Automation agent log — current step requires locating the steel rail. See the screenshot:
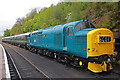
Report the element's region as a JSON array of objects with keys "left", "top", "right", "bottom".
[
  {"left": 3, "top": 43, "right": 51, "bottom": 80},
  {"left": 6, "top": 49, "right": 22, "bottom": 80},
  {"left": 4, "top": 43, "right": 120, "bottom": 78}
]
